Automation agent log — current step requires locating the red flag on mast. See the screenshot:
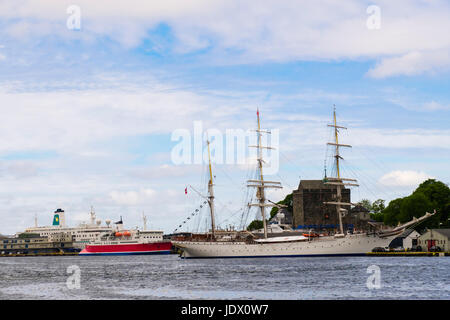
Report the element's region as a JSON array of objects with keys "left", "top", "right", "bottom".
[{"left": 185, "top": 187, "right": 188, "bottom": 195}]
